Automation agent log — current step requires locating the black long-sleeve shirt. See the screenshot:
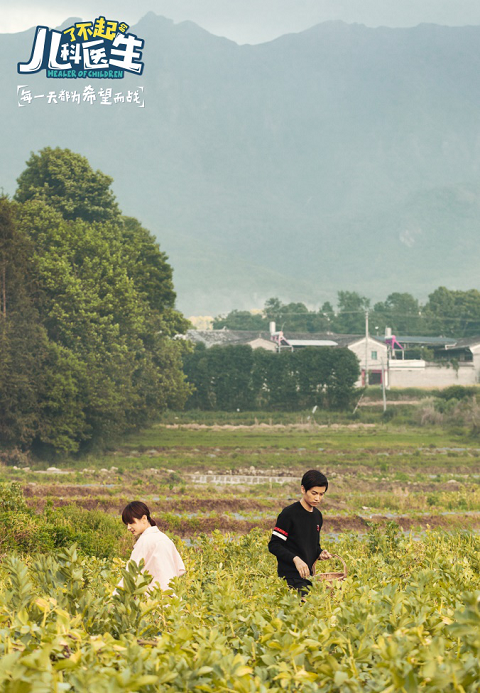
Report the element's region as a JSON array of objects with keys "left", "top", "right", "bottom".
[{"left": 268, "top": 501, "right": 323, "bottom": 578}]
